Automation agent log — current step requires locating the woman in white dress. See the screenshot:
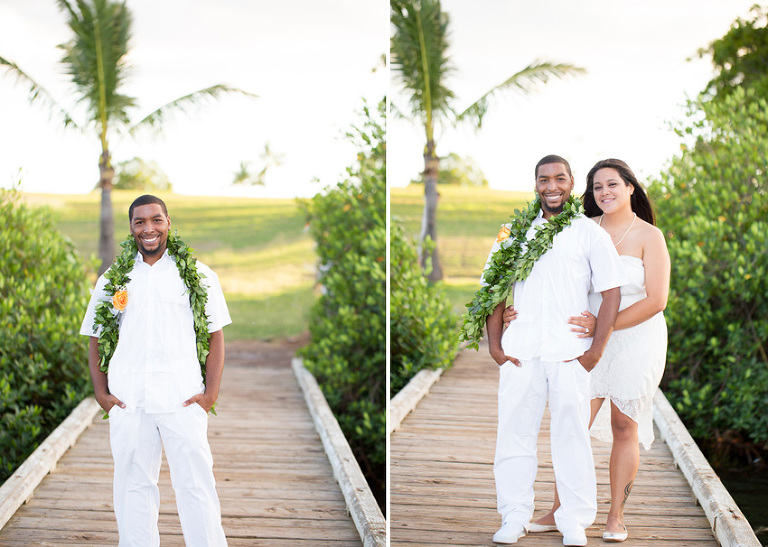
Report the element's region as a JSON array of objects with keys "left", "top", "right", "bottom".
[{"left": 504, "top": 159, "right": 670, "bottom": 542}]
